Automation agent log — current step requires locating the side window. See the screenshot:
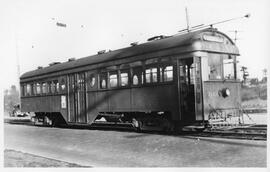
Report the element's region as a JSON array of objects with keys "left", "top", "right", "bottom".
[
  {"left": 89, "top": 74, "right": 96, "bottom": 88},
  {"left": 51, "top": 82, "right": 56, "bottom": 94},
  {"left": 120, "top": 71, "right": 129, "bottom": 86},
  {"left": 36, "top": 83, "right": 41, "bottom": 94},
  {"left": 32, "top": 83, "right": 37, "bottom": 95},
  {"left": 109, "top": 72, "right": 118, "bottom": 88},
  {"left": 26, "top": 84, "right": 32, "bottom": 96},
  {"left": 20, "top": 85, "right": 24, "bottom": 96},
  {"left": 160, "top": 65, "right": 173, "bottom": 82},
  {"left": 99, "top": 73, "right": 107, "bottom": 89},
  {"left": 60, "top": 78, "right": 66, "bottom": 92},
  {"left": 132, "top": 67, "right": 144, "bottom": 85},
  {"left": 47, "top": 82, "right": 51, "bottom": 94},
  {"left": 145, "top": 67, "right": 157, "bottom": 83},
  {"left": 42, "top": 82, "right": 47, "bottom": 94},
  {"left": 56, "top": 81, "right": 60, "bottom": 93}
]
